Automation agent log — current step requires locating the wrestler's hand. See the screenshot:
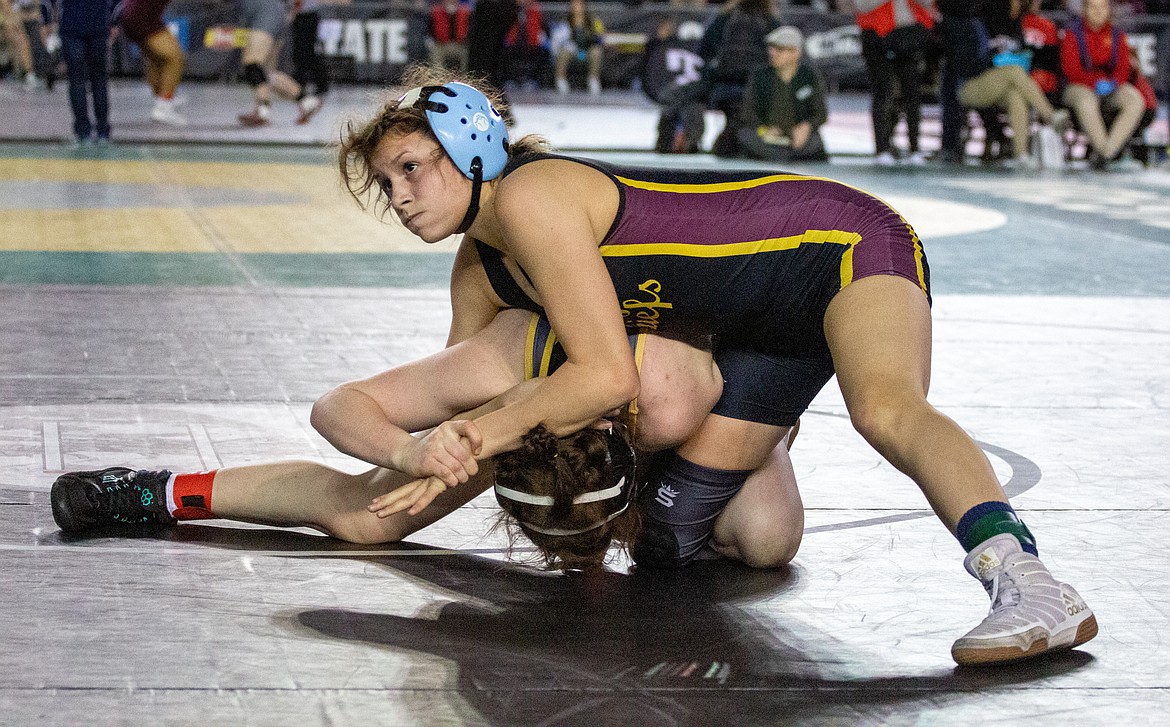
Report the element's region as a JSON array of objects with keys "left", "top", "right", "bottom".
[
  {"left": 392, "top": 419, "right": 483, "bottom": 487},
  {"left": 368, "top": 475, "right": 449, "bottom": 518}
]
